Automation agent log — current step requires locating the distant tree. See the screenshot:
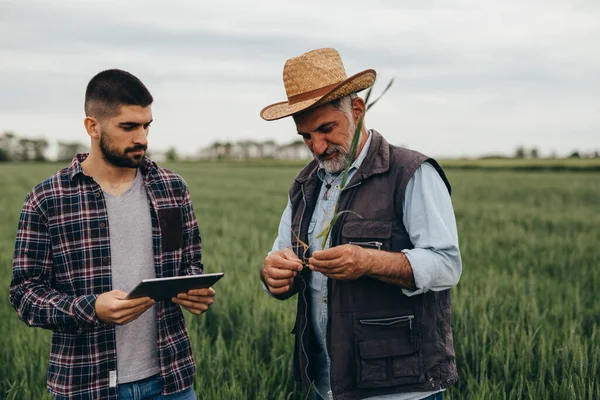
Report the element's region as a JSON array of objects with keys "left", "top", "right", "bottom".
[
  {"left": 514, "top": 146, "right": 526, "bottom": 159},
  {"left": 594, "top": 150, "right": 599, "bottom": 159},
  {"left": 165, "top": 147, "right": 179, "bottom": 162},
  {"left": 32, "top": 138, "right": 49, "bottom": 161},
  {"left": 0, "top": 148, "right": 9, "bottom": 162},
  {"left": 530, "top": 148, "right": 539, "bottom": 159},
  {"left": 57, "top": 141, "right": 88, "bottom": 162},
  {"left": 0, "top": 131, "right": 16, "bottom": 161},
  {"left": 223, "top": 142, "right": 232, "bottom": 159},
  {"left": 16, "top": 138, "right": 34, "bottom": 161},
  {"left": 568, "top": 150, "right": 581, "bottom": 159},
  {"left": 13, "top": 138, "right": 49, "bottom": 162}
]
